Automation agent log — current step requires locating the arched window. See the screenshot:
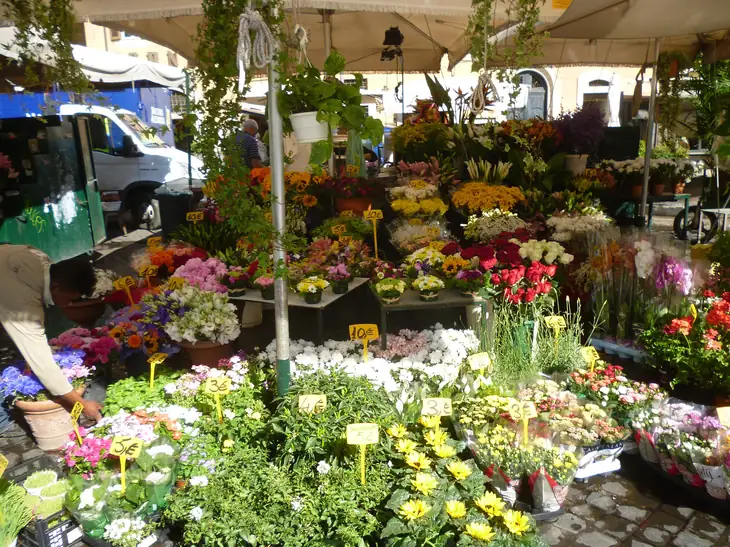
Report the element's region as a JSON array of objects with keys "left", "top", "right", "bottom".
[{"left": 508, "top": 70, "right": 549, "bottom": 120}]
